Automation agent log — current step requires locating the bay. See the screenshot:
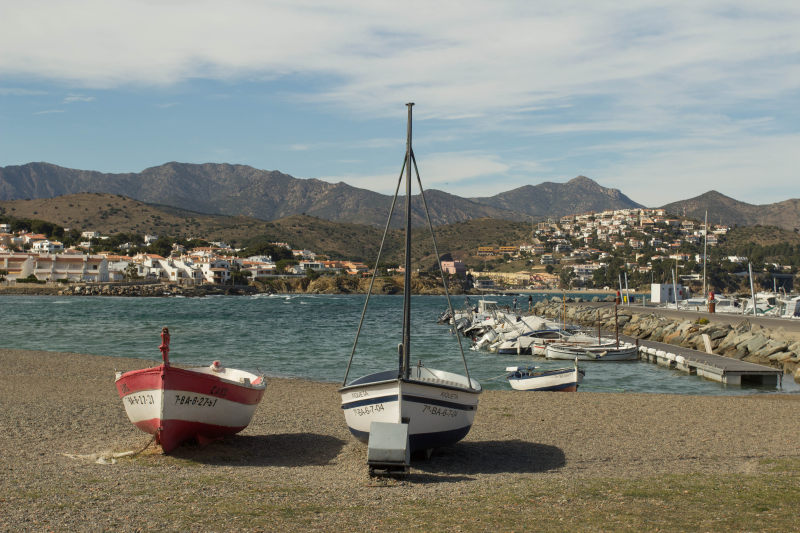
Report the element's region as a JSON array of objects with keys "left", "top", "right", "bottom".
[{"left": 1, "top": 293, "right": 796, "bottom": 394}]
